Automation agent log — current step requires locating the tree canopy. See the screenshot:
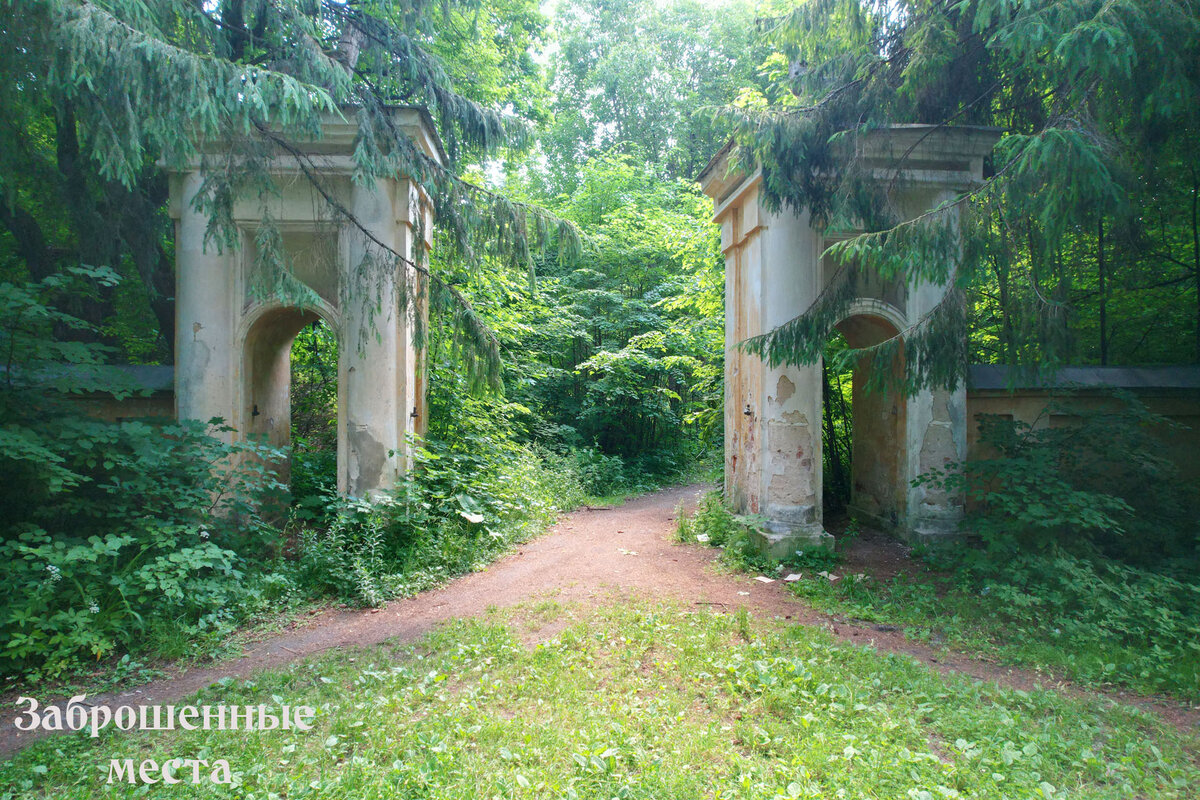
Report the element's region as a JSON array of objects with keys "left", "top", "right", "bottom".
[
  {"left": 0, "top": 0, "right": 581, "bottom": 381},
  {"left": 729, "top": 0, "right": 1200, "bottom": 388}
]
